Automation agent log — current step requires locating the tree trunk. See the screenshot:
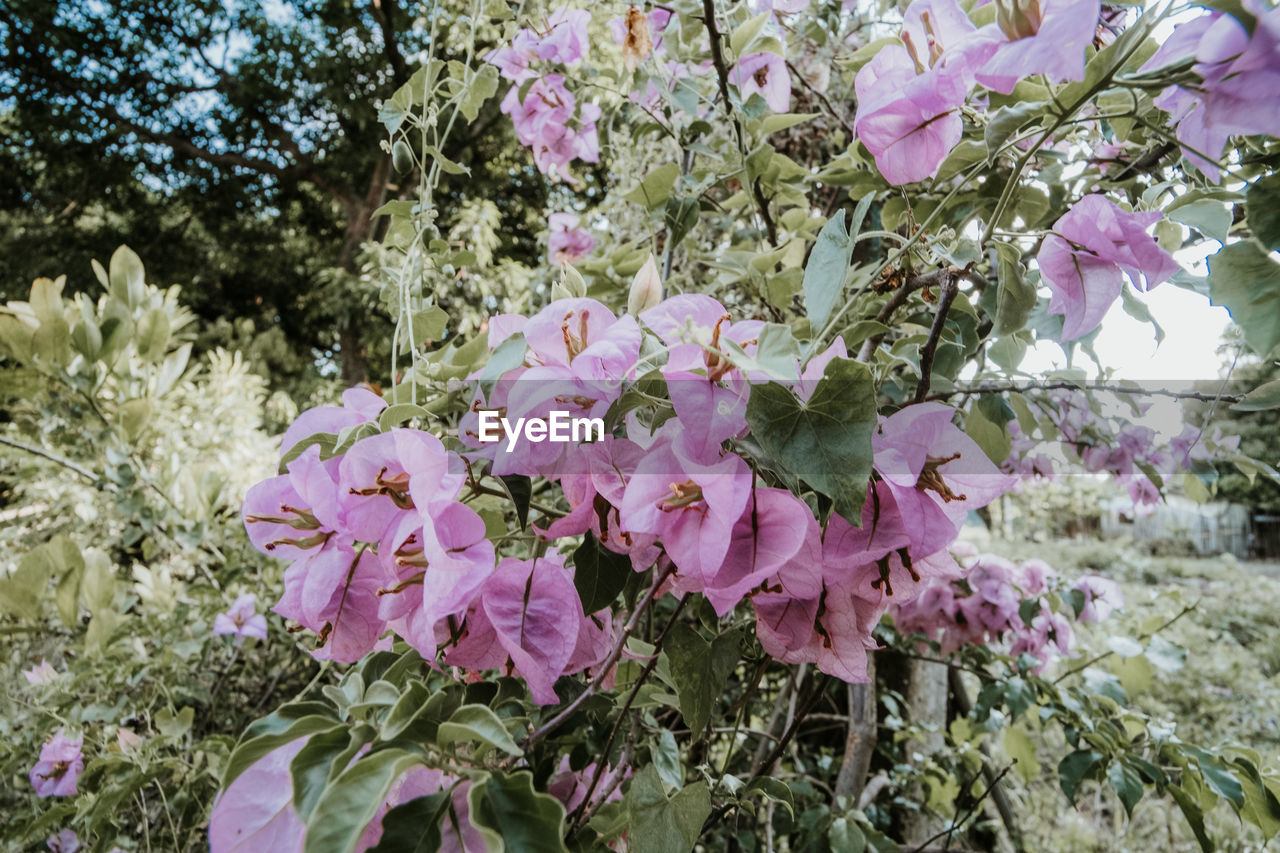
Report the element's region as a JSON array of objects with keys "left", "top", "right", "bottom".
[
  {"left": 904, "top": 658, "right": 949, "bottom": 845},
  {"left": 834, "top": 652, "right": 877, "bottom": 801}
]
